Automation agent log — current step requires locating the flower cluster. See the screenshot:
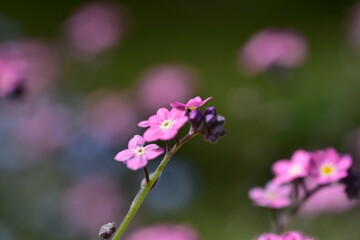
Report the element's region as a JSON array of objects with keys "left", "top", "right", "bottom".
[
  {"left": 249, "top": 147, "right": 354, "bottom": 240},
  {"left": 114, "top": 96, "right": 226, "bottom": 170},
  {"left": 255, "top": 231, "right": 315, "bottom": 240},
  {"left": 249, "top": 148, "right": 353, "bottom": 209}
]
